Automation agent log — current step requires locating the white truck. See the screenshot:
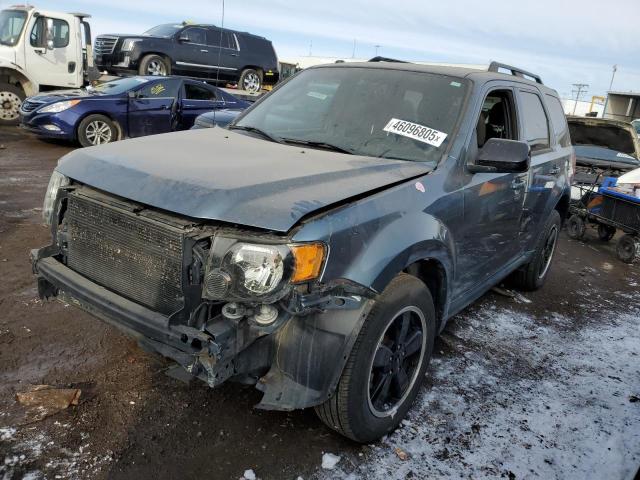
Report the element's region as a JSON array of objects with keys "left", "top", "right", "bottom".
[{"left": 0, "top": 5, "right": 99, "bottom": 125}]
